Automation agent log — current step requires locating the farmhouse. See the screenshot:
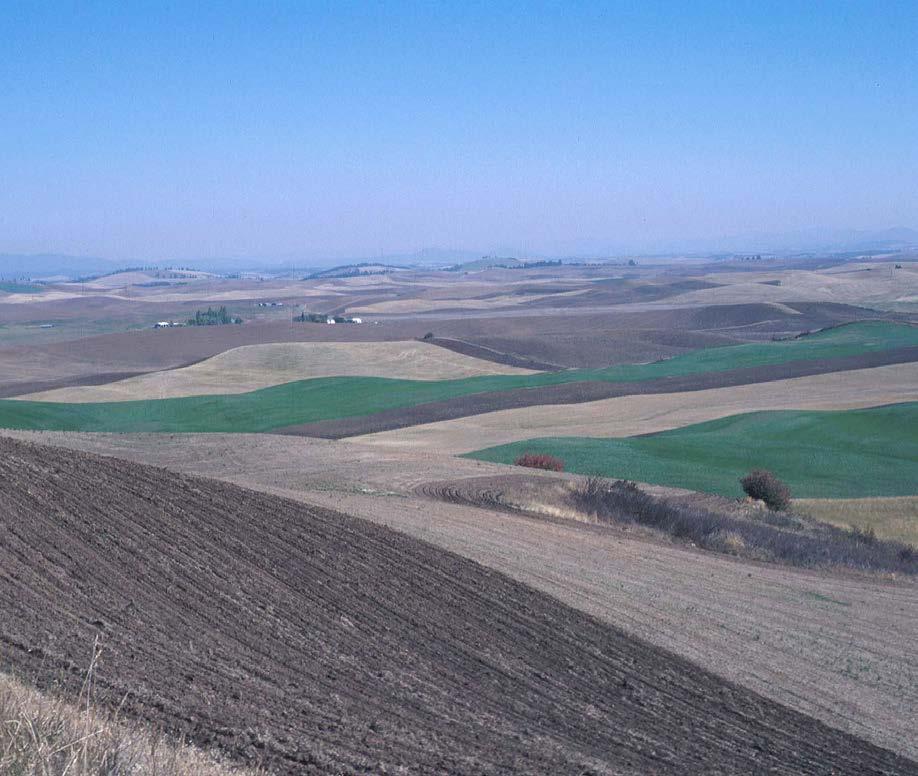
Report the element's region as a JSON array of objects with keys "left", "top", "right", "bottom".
[{"left": 326, "top": 317, "right": 336, "bottom": 324}]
